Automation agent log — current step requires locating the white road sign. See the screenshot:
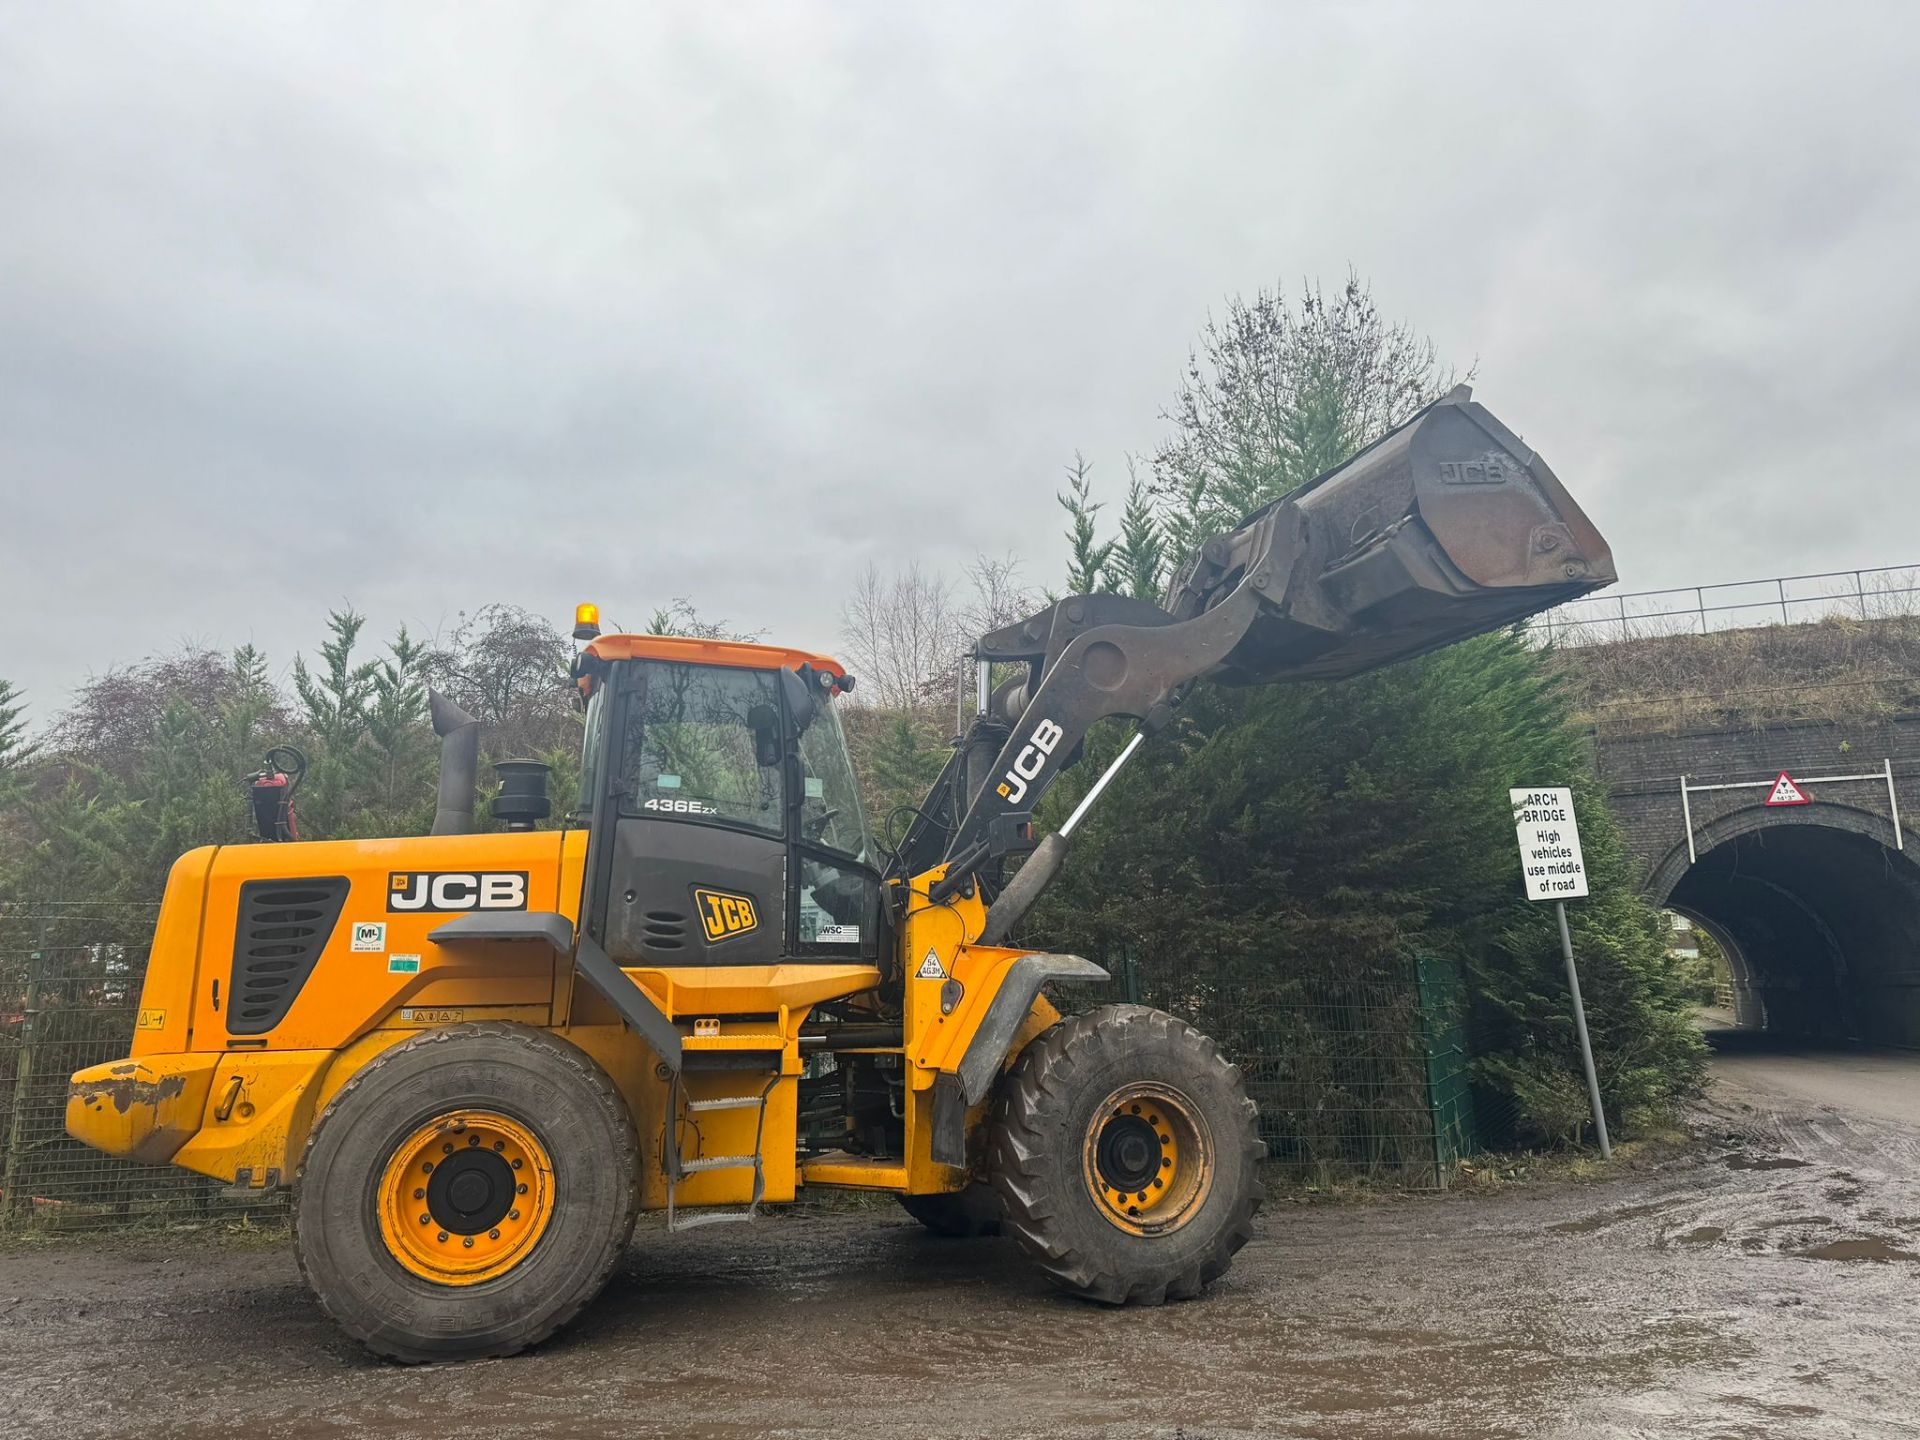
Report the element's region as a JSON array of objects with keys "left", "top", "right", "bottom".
[{"left": 1511, "top": 787, "right": 1588, "bottom": 901}]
